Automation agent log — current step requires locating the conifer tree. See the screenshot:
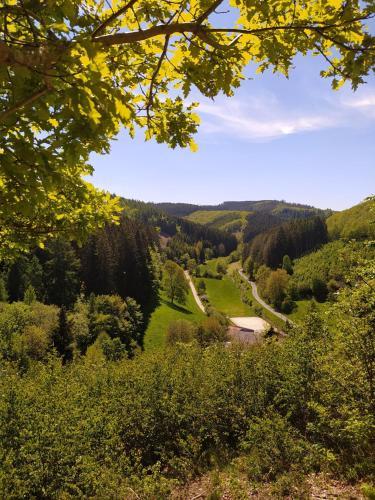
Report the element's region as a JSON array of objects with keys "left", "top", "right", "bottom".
[
  {"left": 25, "top": 256, "right": 45, "bottom": 301},
  {"left": 44, "top": 239, "right": 80, "bottom": 308},
  {"left": 0, "top": 277, "right": 8, "bottom": 302},
  {"left": 7, "top": 257, "right": 28, "bottom": 302},
  {"left": 282, "top": 255, "right": 293, "bottom": 275},
  {"left": 52, "top": 306, "right": 73, "bottom": 363}
]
